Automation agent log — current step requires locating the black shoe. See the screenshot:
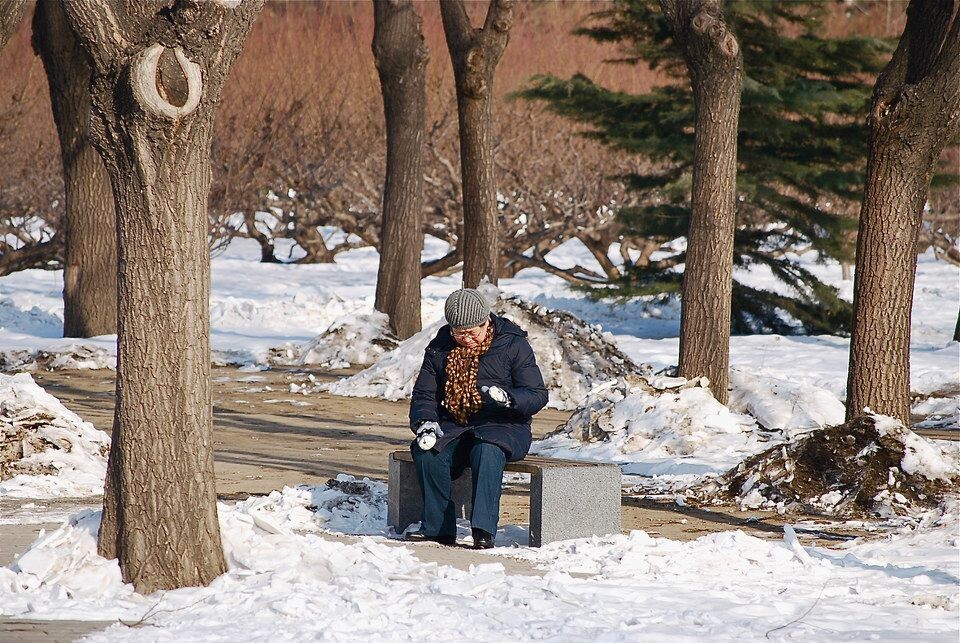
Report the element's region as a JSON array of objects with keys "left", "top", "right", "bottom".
[
  {"left": 472, "top": 528, "right": 495, "bottom": 549},
  {"left": 405, "top": 530, "right": 456, "bottom": 546}
]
